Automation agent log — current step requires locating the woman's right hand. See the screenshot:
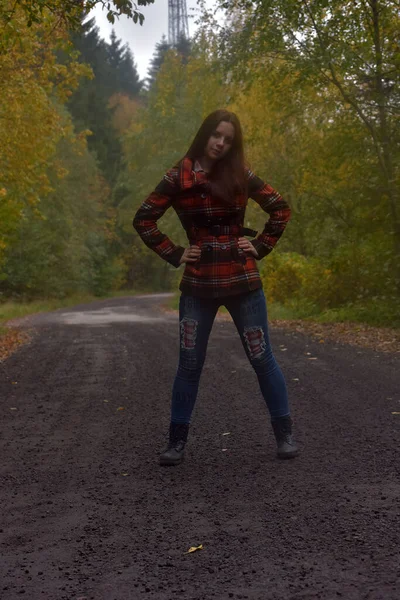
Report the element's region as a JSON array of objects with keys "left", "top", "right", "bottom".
[{"left": 179, "top": 245, "right": 201, "bottom": 264}]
